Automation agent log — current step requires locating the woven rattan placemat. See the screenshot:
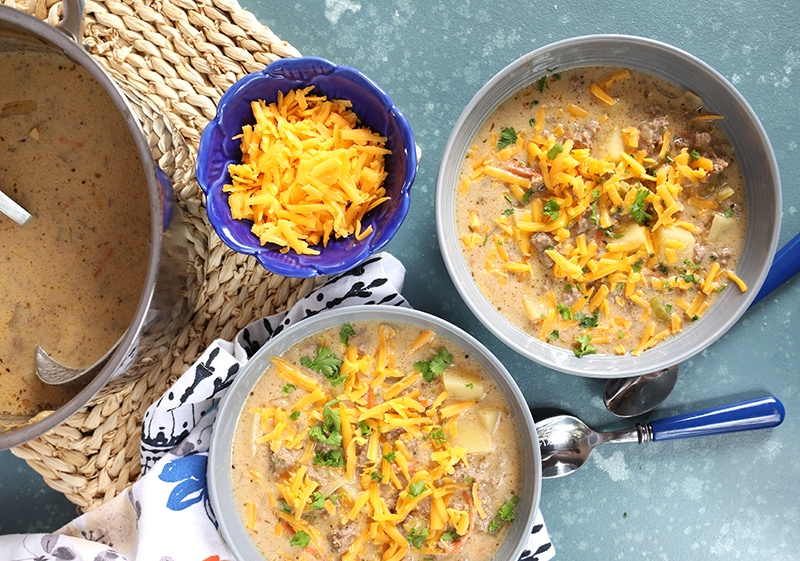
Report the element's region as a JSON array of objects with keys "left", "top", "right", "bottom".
[{"left": 4, "top": 0, "right": 314, "bottom": 512}]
